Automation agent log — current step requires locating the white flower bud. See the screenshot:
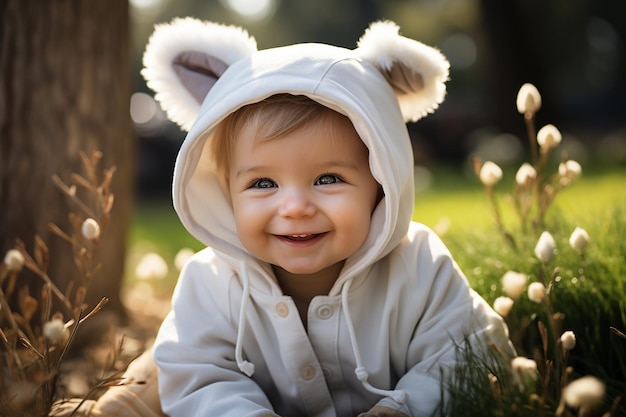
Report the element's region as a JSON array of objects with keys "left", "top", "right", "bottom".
[
  {"left": 515, "top": 162, "right": 537, "bottom": 186},
  {"left": 3, "top": 249, "right": 24, "bottom": 271},
  {"left": 174, "top": 247, "right": 195, "bottom": 271},
  {"left": 43, "top": 318, "right": 69, "bottom": 345},
  {"left": 501, "top": 271, "right": 528, "bottom": 299},
  {"left": 479, "top": 161, "right": 503, "bottom": 187},
  {"left": 527, "top": 282, "right": 546, "bottom": 303},
  {"left": 535, "top": 231, "right": 557, "bottom": 263},
  {"left": 561, "top": 330, "right": 576, "bottom": 350},
  {"left": 511, "top": 356, "right": 538, "bottom": 377},
  {"left": 511, "top": 356, "right": 538, "bottom": 391},
  {"left": 516, "top": 83, "right": 542, "bottom": 115},
  {"left": 493, "top": 296, "right": 514, "bottom": 317},
  {"left": 81, "top": 218, "right": 101, "bottom": 240},
  {"left": 569, "top": 227, "right": 590, "bottom": 253},
  {"left": 562, "top": 376, "right": 604, "bottom": 410},
  {"left": 536, "top": 124, "right": 562, "bottom": 153},
  {"left": 559, "top": 160, "right": 582, "bottom": 185},
  {"left": 135, "top": 252, "right": 168, "bottom": 281}
]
